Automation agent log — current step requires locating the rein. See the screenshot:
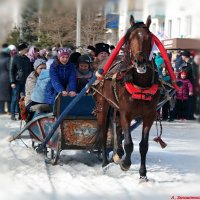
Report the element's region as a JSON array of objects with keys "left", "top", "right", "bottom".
[{"left": 91, "top": 85, "right": 119, "bottom": 110}]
